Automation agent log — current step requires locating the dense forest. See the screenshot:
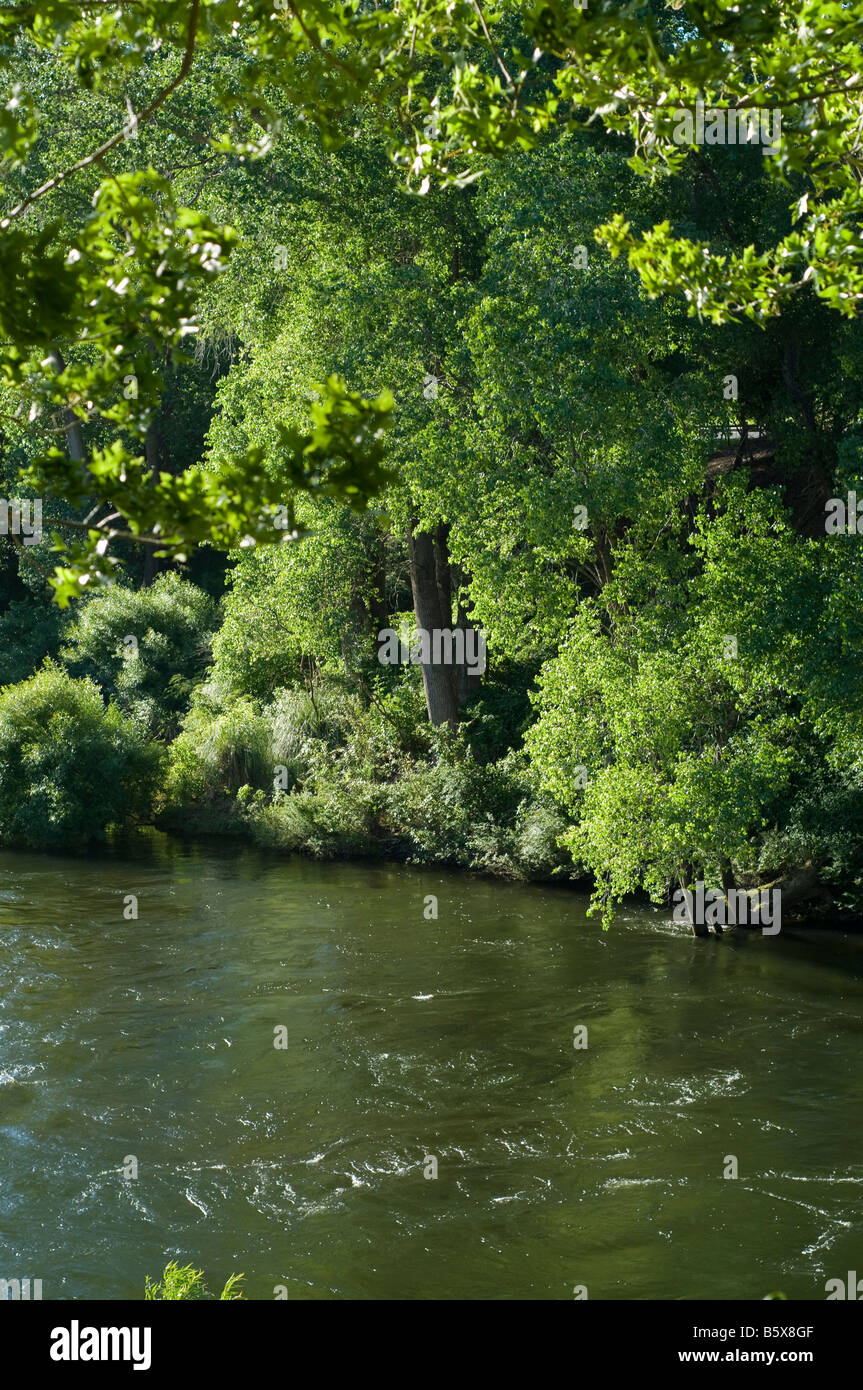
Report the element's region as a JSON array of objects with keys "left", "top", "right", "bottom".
[{"left": 3, "top": 0, "right": 863, "bottom": 930}]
